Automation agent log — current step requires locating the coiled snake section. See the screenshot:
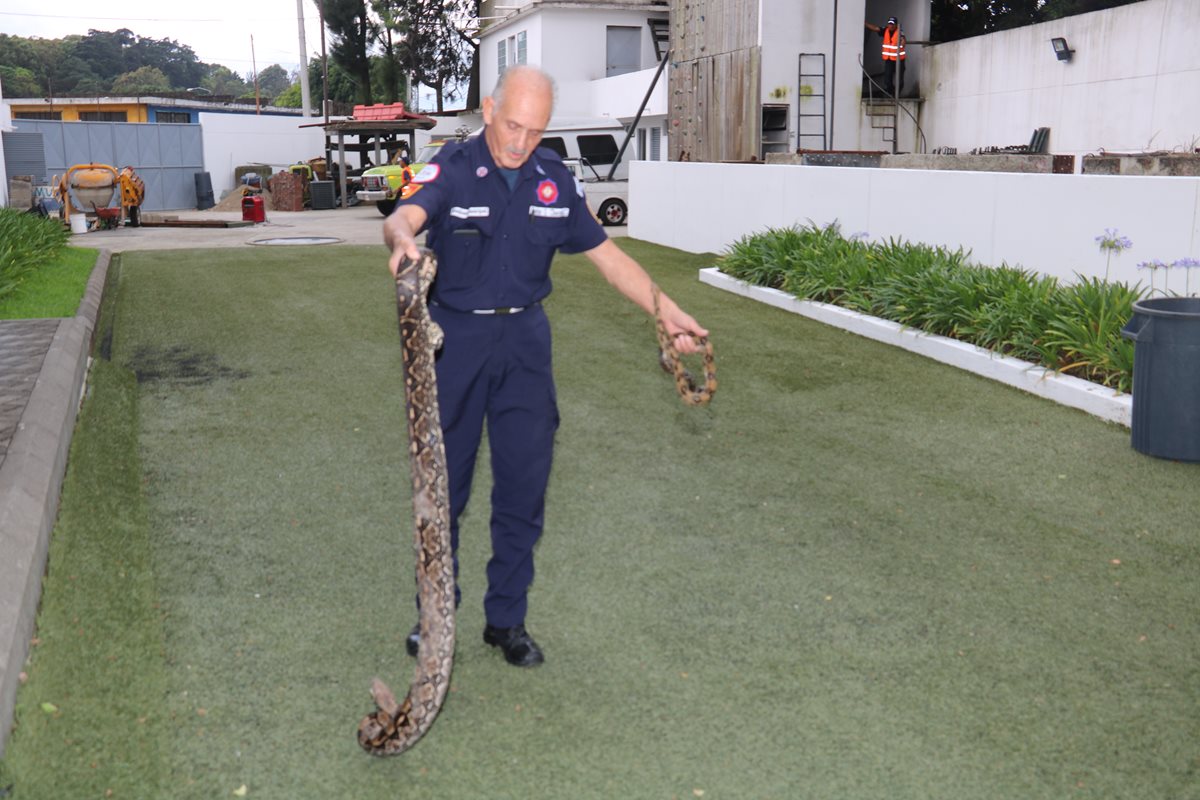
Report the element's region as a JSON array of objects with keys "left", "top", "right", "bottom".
[
  {"left": 357, "top": 247, "right": 455, "bottom": 756},
  {"left": 653, "top": 284, "right": 716, "bottom": 406}
]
